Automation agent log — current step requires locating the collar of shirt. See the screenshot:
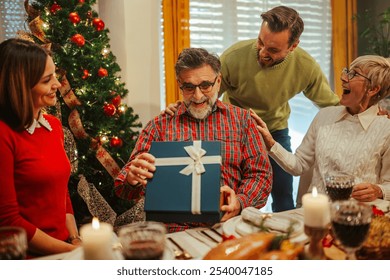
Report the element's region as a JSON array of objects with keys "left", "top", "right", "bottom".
[
  {"left": 25, "top": 113, "right": 53, "bottom": 134},
  {"left": 176, "top": 99, "right": 227, "bottom": 117},
  {"left": 335, "top": 105, "right": 379, "bottom": 130}
]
